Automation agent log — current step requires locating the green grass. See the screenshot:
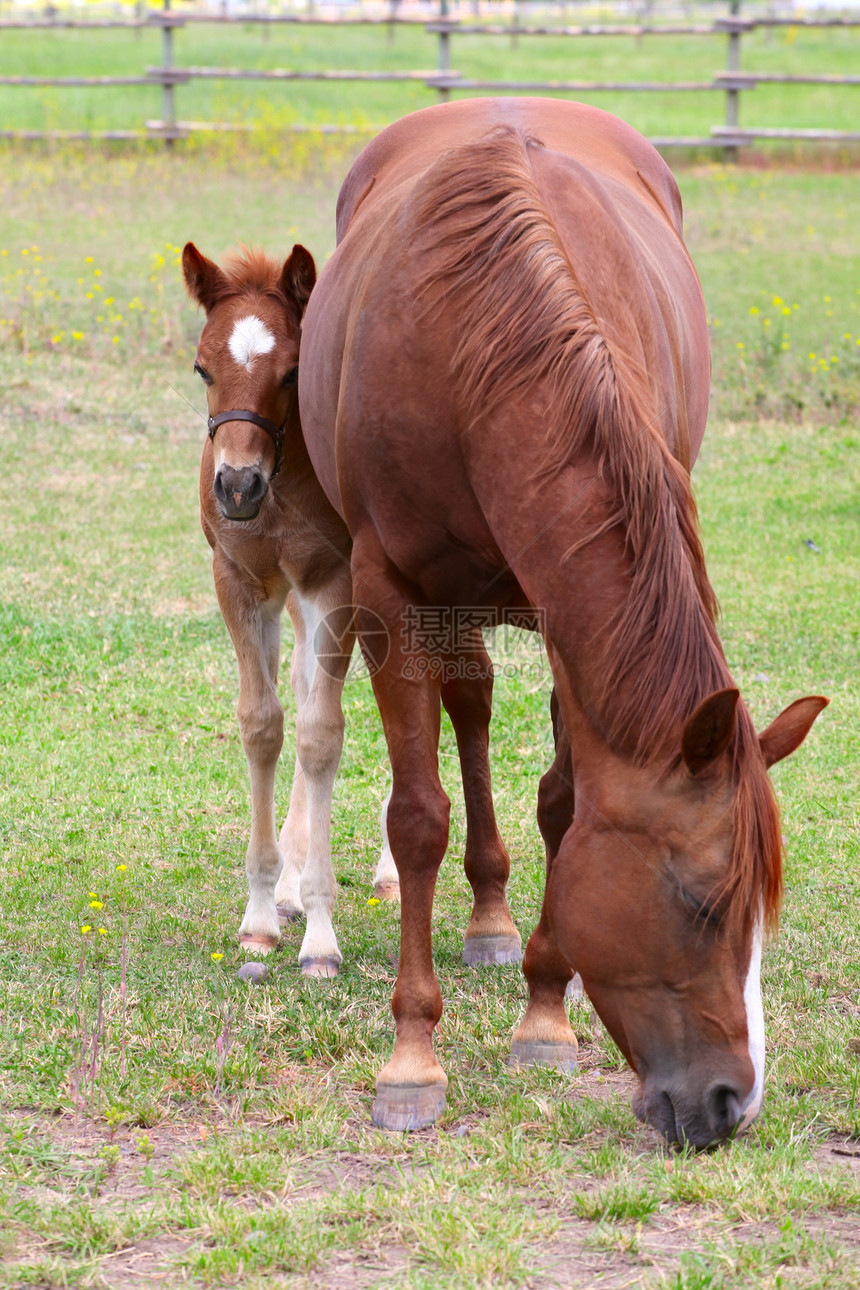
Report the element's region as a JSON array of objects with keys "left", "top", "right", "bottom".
[
  {"left": 0, "top": 146, "right": 858, "bottom": 1286},
  {"left": 0, "top": 14, "right": 858, "bottom": 140}
]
